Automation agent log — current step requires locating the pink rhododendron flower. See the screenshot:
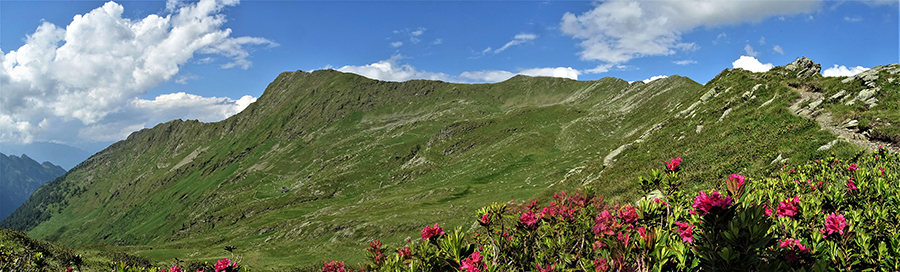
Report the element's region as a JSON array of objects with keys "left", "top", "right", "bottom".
[
  {"left": 763, "top": 204, "right": 773, "bottom": 216},
  {"left": 618, "top": 205, "right": 639, "bottom": 224},
  {"left": 666, "top": 157, "right": 682, "bottom": 171},
  {"left": 638, "top": 226, "right": 648, "bottom": 242},
  {"left": 480, "top": 214, "right": 490, "bottom": 225},
  {"left": 776, "top": 196, "right": 800, "bottom": 218},
  {"left": 594, "top": 259, "right": 609, "bottom": 272},
  {"left": 519, "top": 211, "right": 539, "bottom": 227},
  {"left": 652, "top": 198, "right": 668, "bottom": 207},
  {"left": 421, "top": 223, "right": 445, "bottom": 241},
  {"left": 847, "top": 178, "right": 858, "bottom": 192},
  {"left": 822, "top": 213, "right": 848, "bottom": 238},
  {"left": 197, "top": 270, "right": 204, "bottom": 272},
  {"left": 322, "top": 260, "right": 345, "bottom": 272},
  {"left": 728, "top": 174, "right": 746, "bottom": 187},
  {"left": 617, "top": 232, "right": 630, "bottom": 245},
  {"left": 779, "top": 238, "right": 808, "bottom": 252},
  {"left": 460, "top": 251, "right": 485, "bottom": 272},
  {"left": 214, "top": 258, "right": 237, "bottom": 272},
  {"left": 535, "top": 263, "right": 554, "bottom": 272},
  {"left": 67, "top": 268, "right": 73, "bottom": 272},
  {"left": 592, "top": 210, "right": 618, "bottom": 236},
  {"left": 881, "top": 167, "right": 886, "bottom": 175},
  {"left": 170, "top": 266, "right": 183, "bottom": 272},
  {"left": 397, "top": 246, "right": 411, "bottom": 259},
  {"left": 675, "top": 222, "right": 694, "bottom": 243},
  {"left": 848, "top": 163, "right": 858, "bottom": 172},
  {"left": 691, "top": 190, "right": 732, "bottom": 216}
]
